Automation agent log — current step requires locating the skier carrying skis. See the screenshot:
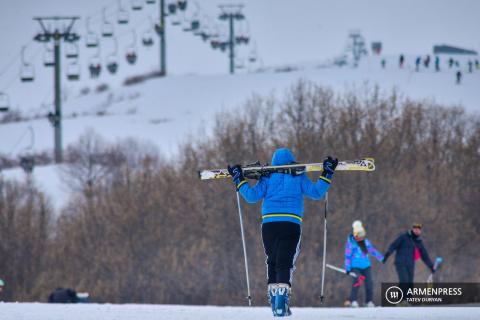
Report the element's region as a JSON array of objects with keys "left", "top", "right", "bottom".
[
  {"left": 382, "top": 223, "right": 435, "bottom": 300},
  {"left": 227, "top": 148, "right": 337, "bottom": 317},
  {"left": 344, "top": 220, "right": 383, "bottom": 308}
]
